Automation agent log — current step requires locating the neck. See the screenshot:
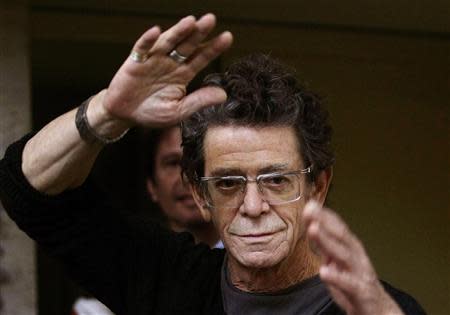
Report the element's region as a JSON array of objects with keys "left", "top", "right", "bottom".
[
  {"left": 170, "top": 221, "right": 220, "bottom": 248},
  {"left": 227, "top": 238, "right": 320, "bottom": 293}
]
